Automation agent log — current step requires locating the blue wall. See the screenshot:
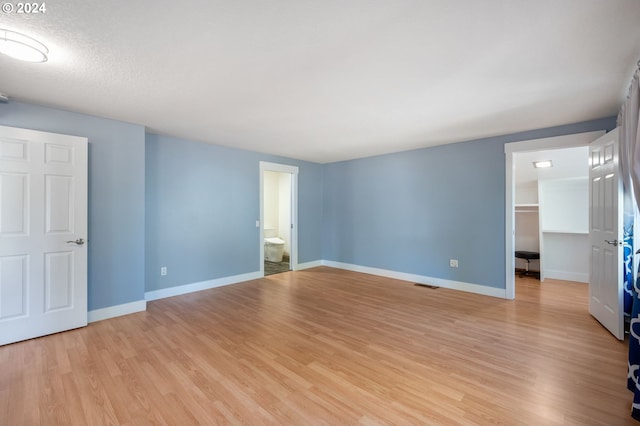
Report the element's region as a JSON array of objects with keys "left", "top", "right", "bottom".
[
  {"left": 0, "top": 98, "right": 617, "bottom": 311},
  {"left": 145, "top": 134, "right": 323, "bottom": 292},
  {"left": 323, "top": 117, "right": 617, "bottom": 289},
  {"left": 0, "top": 101, "right": 146, "bottom": 310}
]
